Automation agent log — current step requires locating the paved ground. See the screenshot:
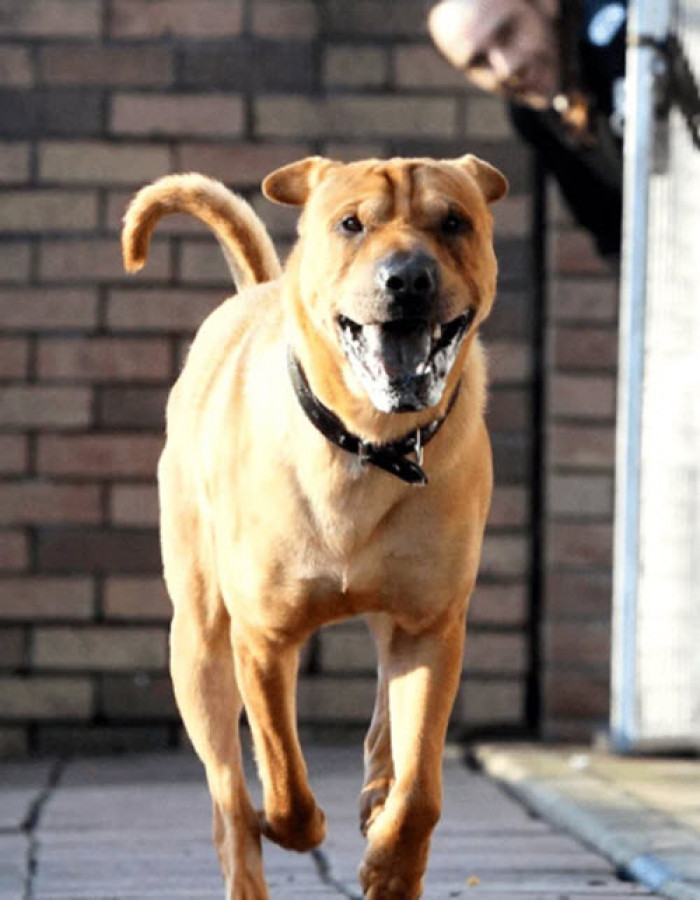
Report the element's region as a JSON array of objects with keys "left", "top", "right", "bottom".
[{"left": 2, "top": 739, "right": 697, "bottom": 900}]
